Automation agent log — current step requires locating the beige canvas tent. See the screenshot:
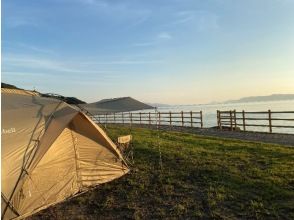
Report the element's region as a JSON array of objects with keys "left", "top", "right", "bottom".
[{"left": 1, "top": 89, "right": 129, "bottom": 219}]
